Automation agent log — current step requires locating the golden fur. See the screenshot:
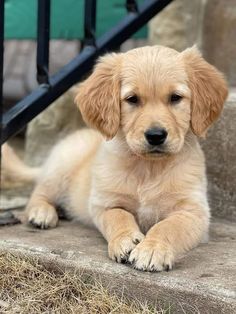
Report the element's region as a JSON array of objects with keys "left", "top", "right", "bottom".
[{"left": 2, "top": 46, "right": 228, "bottom": 271}]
